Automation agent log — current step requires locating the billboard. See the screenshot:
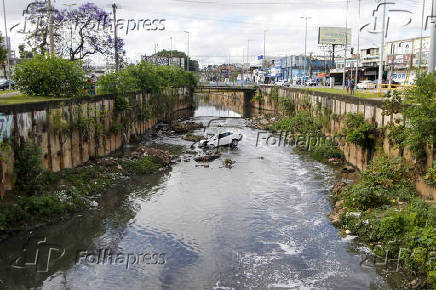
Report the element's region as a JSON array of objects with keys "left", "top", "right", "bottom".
[{"left": 318, "top": 27, "right": 352, "bottom": 45}]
